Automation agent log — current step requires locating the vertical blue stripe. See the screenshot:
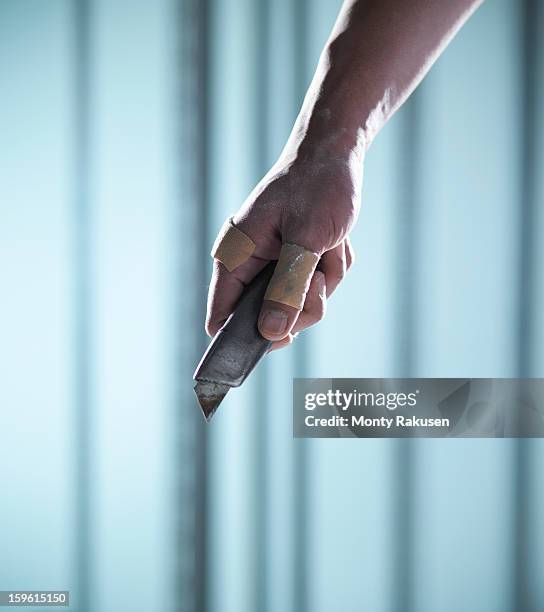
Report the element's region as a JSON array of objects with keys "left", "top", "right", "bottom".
[
  {"left": 89, "top": 1, "right": 180, "bottom": 609},
  {"left": 206, "top": 0, "right": 263, "bottom": 610},
  {"left": 255, "top": 0, "right": 270, "bottom": 609},
  {"left": 0, "top": 0, "right": 74, "bottom": 604},
  {"left": 292, "top": 1, "right": 310, "bottom": 610},
  {"left": 391, "top": 90, "right": 423, "bottom": 612},
  {"left": 513, "top": 1, "right": 541, "bottom": 610},
  {"left": 179, "top": 0, "right": 210, "bottom": 610},
  {"left": 73, "top": 2, "right": 92, "bottom": 610}
]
